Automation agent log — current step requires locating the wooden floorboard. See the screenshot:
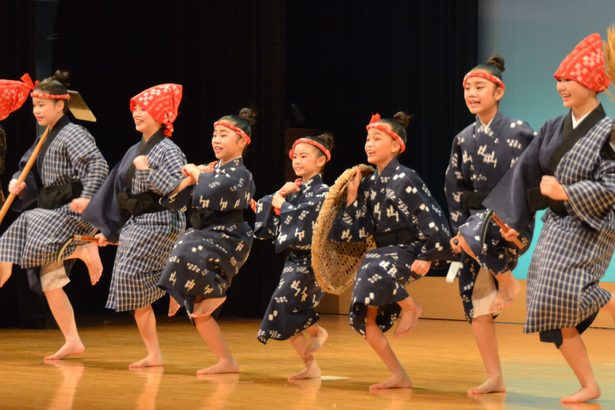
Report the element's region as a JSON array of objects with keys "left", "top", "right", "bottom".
[{"left": 0, "top": 314, "right": 613, "bottom": 409}]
